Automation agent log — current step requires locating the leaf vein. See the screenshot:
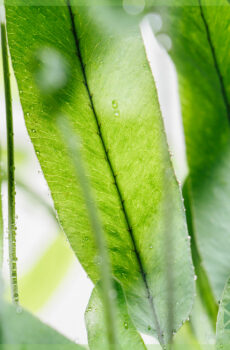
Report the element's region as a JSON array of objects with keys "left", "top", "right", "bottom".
[
  {"left": 66, "top": 0, "right": 165, "bottom": 344},
  {"left": 199, "top": 0, "right": 230, "bottom": 121}
]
